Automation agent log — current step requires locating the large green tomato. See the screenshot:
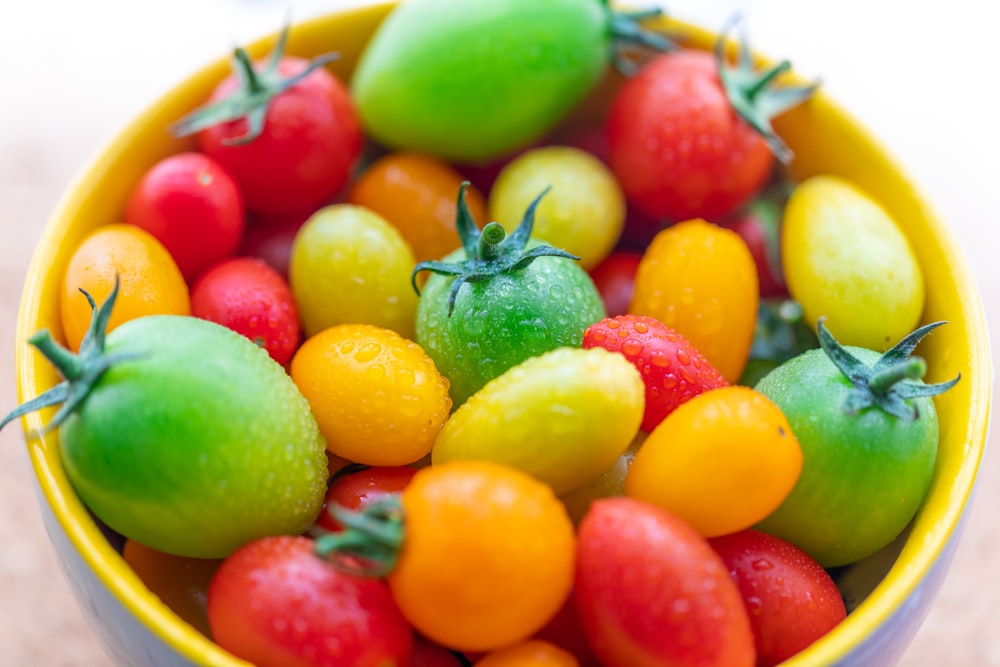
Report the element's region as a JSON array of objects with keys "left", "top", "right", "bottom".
[
  {"left": 3, "top": 291, "right": 329, "bottom": 559},
  {"left": 350, "top": 0, "right": 669, "bottom": 164}
]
